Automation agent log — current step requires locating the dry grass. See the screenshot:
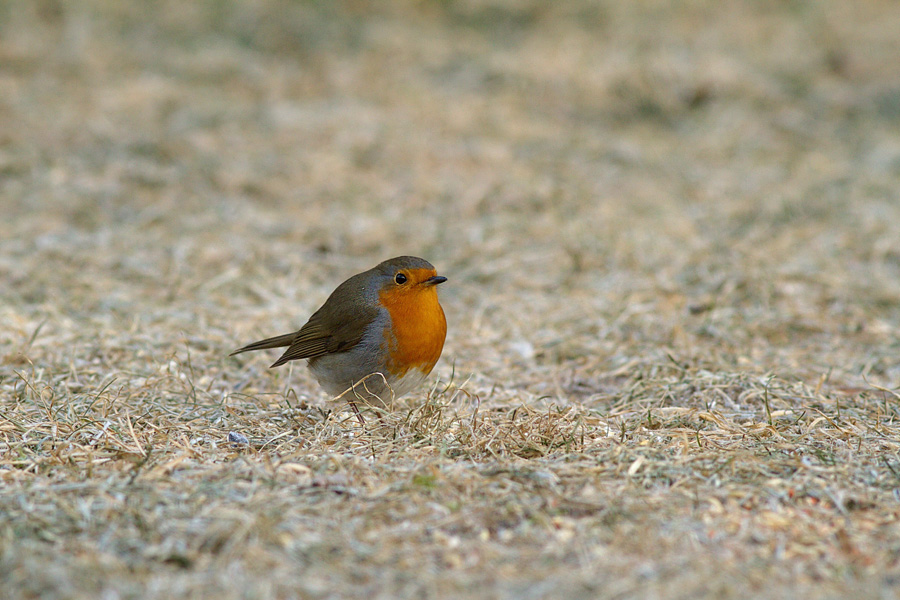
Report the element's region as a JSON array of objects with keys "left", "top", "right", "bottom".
[{"left": 3, "top": 0, "right": 900, "bottom": 598}]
